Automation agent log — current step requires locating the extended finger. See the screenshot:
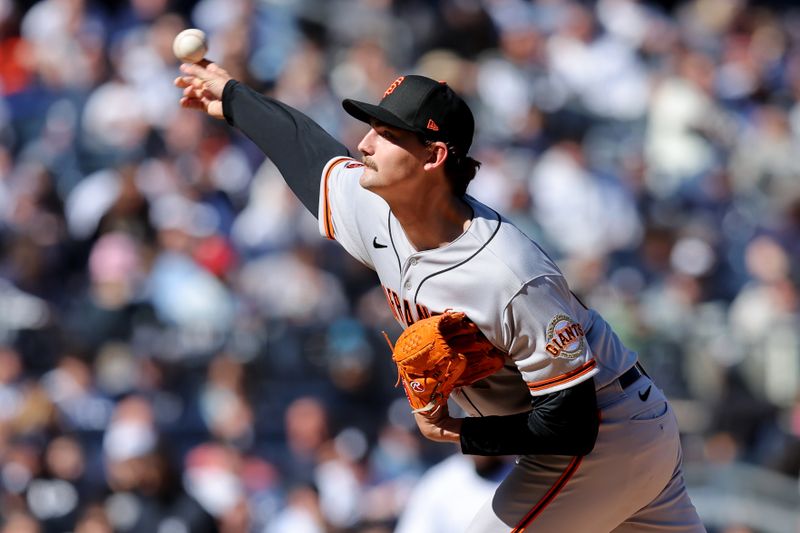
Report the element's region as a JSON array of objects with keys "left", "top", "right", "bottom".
[
  {"left": 421, "top": 404, "right": 447, "bottom": 421},
  {"left": 182, "top": 82, "right": 213, "bottom": 97},
  {"left": 183, "top": 85, "right": 203, "bottom": 98},
  {"left": 179, "top": 96, "right": 205, "bottom": 110},
  {"left": 190, "top": 77, "right": 205, "bottom": 90},
  {"left": 174, "top": 76, "right": 192, "bottom": 88},
  {"left": 179, "top": 62, "right": 209, "bottom": 78}
]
